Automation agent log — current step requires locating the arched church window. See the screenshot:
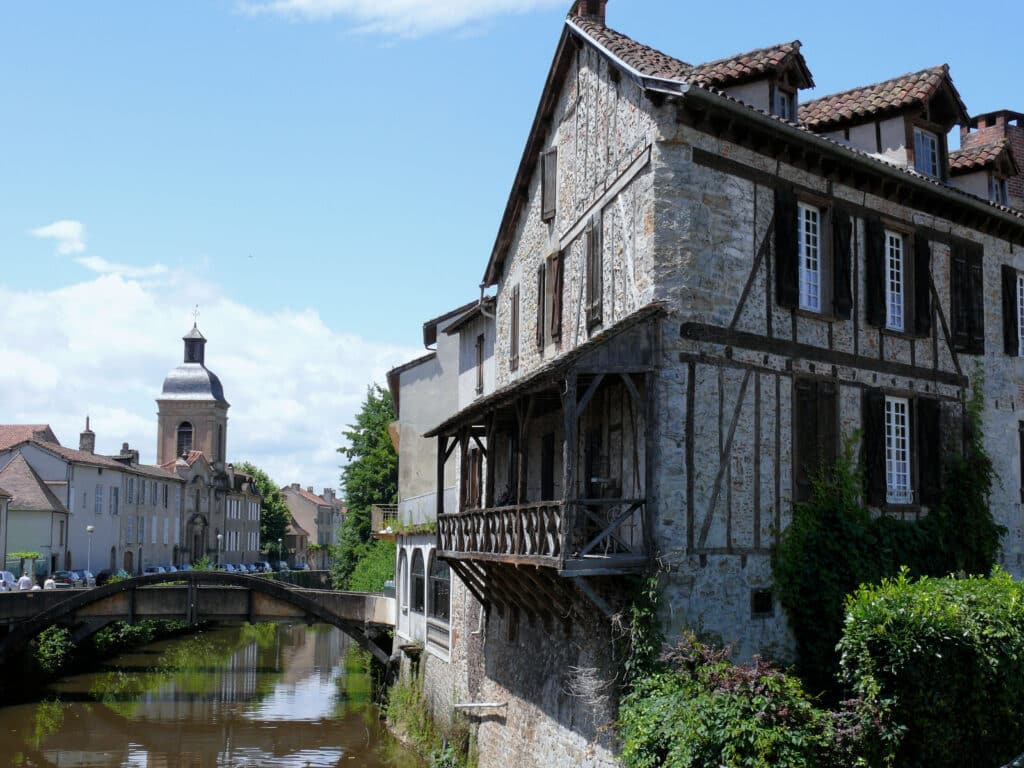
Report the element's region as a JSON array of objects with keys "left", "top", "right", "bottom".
[
  {"left": 398, "top": 551, "right": 408, "bottom": 612},
  {"left": 177, "top": 422, "right": 193, "bottom": 457},
  {"left": 411, "top": 550, "right": 425, "bottom": 613},
  {"left": 428, "top": 553, "right": 450, "bottom": 622}
]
